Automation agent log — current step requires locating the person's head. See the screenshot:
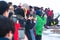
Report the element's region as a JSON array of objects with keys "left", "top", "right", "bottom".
[
  {"left": 44, "top": 8, "right": 48, "bottom": 12},
  {"left": 28, "top": 14, "right": 33, "bottom": 20},
  {"left": 13, "top": 5, "right": 17, "bottom": 10},
  {"left": 8, "top": 2, "right": 12, "bottom": 7},
  {"left": 0, "top": 1, "right": 9, "bottom": 18},
  {"left": 8, "top": 2, "right": 14, "bottom": 11},
  {"left": 29, "top": 6, "right": 33, "bottom": 11},
  {"left": 40, "top": 7, "right": 43, "bottom": 11},
  {"left": 0, "top": 16, "right": 15, "bottom": 40},
  {"left": 51, "top": 10, "right": 53, "bottom": 12},
  {"left": 48, "top": 8, "right": 50, "bottom": 11}
]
